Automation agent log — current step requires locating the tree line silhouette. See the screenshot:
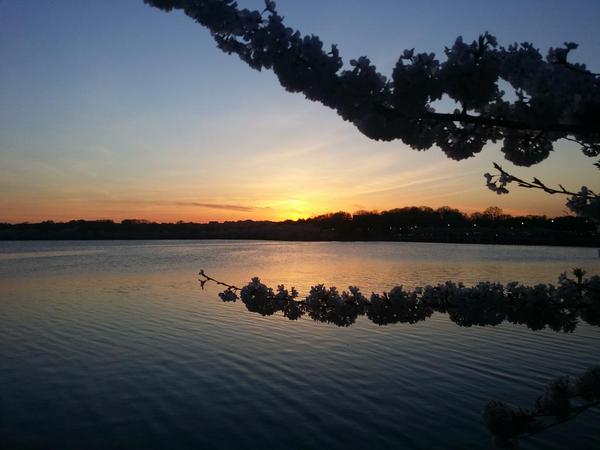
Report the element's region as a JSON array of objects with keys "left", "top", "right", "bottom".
[{"left": 1, "top": 206, "right": 597, "bottom": 245}]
